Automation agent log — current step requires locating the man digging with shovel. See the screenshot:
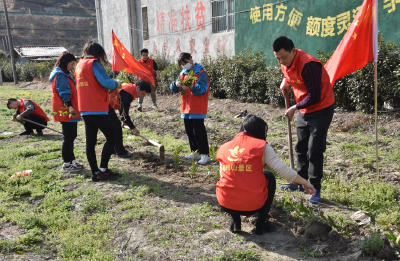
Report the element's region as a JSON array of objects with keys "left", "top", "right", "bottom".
[
  {"left": 109, "top": 80, "right": 151, "bottom": 158},
  {"left": 7, "top": 98, "right": 50, "bottom": 136},
  {"left": 273, "top": 36, "right": 335, "bottom": 204}
]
